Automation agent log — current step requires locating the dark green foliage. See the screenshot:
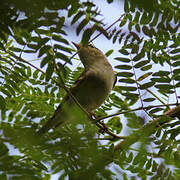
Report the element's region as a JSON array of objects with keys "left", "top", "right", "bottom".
[{"left": 0, "top": 0, "right": 180, "bottom": 179}]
